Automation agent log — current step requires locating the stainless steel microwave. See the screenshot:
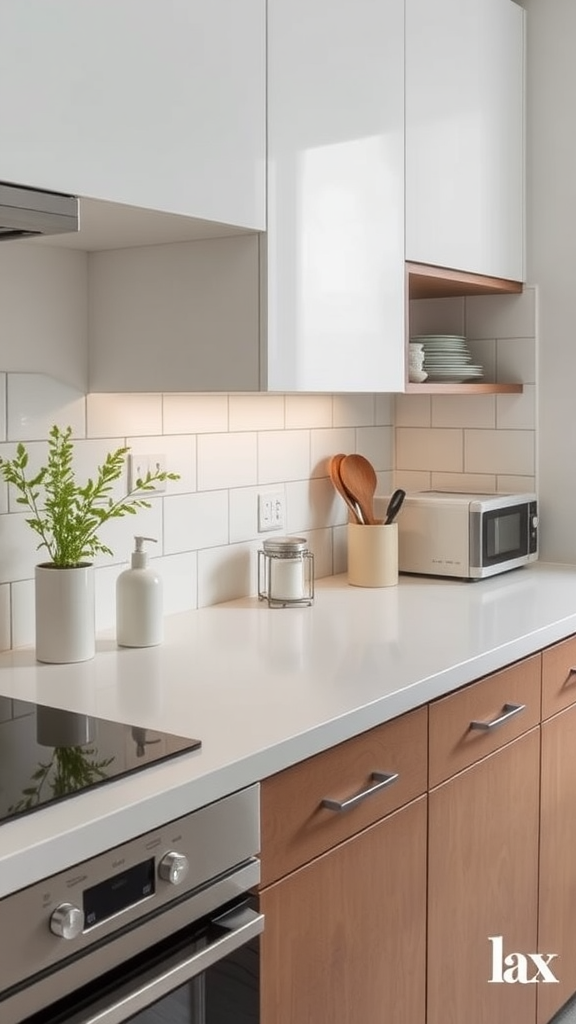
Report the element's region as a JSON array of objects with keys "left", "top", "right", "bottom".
[{"left": 375, "top": 491, "right": 538, "bottom": 580}]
